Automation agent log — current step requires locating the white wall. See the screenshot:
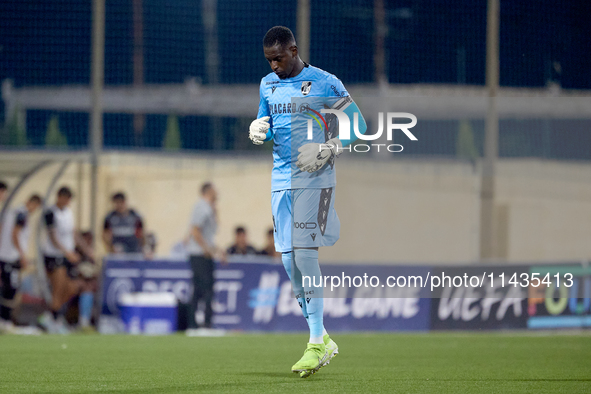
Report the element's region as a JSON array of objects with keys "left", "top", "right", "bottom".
[{"left": 2, "top": 153, "right": 590, "bottom": 264}]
